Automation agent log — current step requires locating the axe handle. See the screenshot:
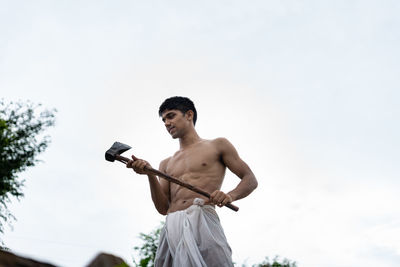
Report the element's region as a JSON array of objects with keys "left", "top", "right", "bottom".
[{"left": 115, "top": 154, "right": 239, "bottom": 212}]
